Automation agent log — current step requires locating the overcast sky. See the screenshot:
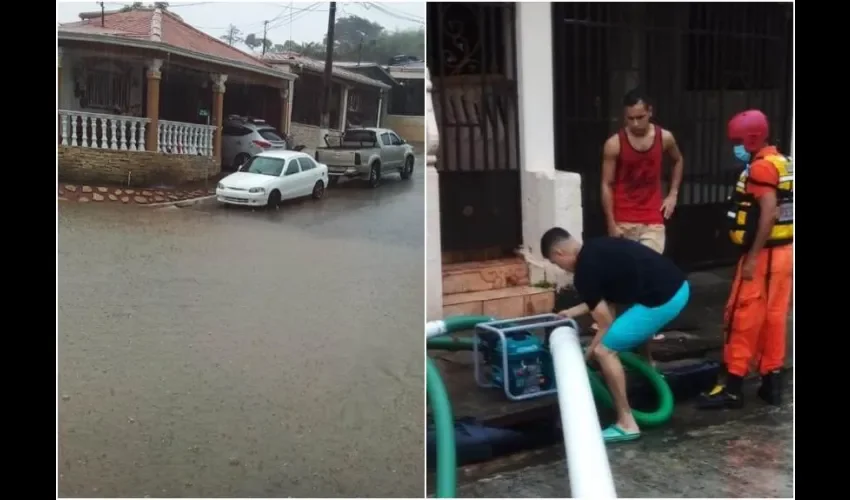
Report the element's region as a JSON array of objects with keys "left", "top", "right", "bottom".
[{"left": 57, "top": 1, "right": 424, "bottom": 47}]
